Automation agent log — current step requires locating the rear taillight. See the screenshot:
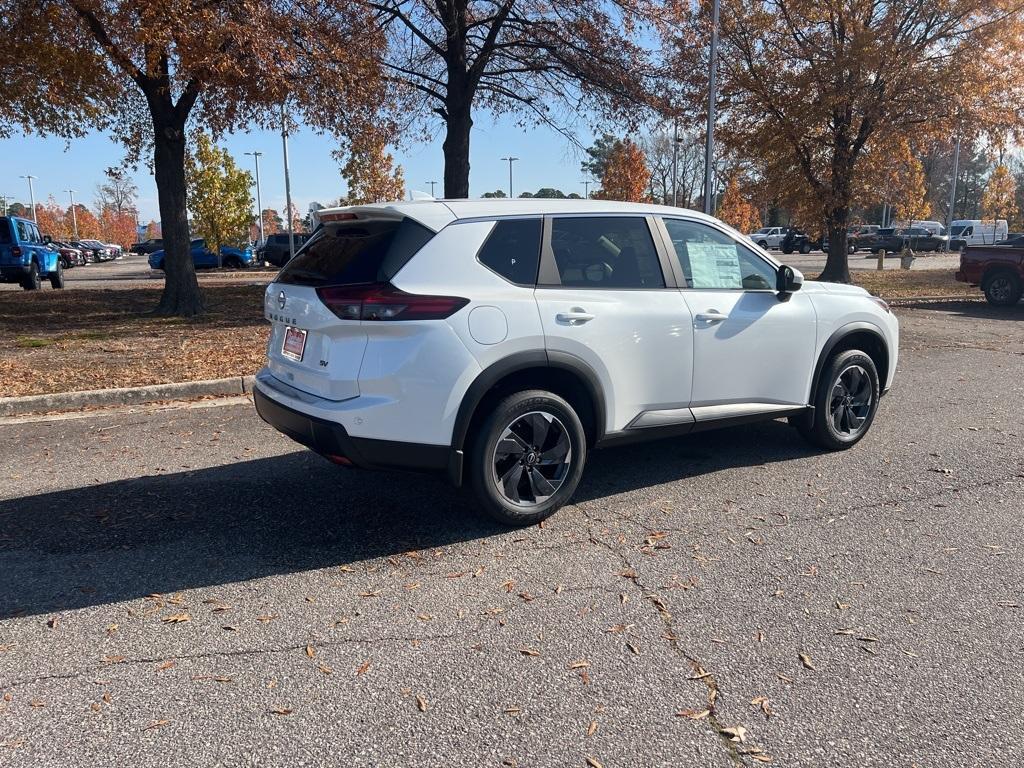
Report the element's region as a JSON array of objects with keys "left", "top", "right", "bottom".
[
  {"left": 11, "top": 246, "right": 22, "bottom": 258},
  {"left": 316, "top": 283, "right": 468, "bottom": 321}
]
